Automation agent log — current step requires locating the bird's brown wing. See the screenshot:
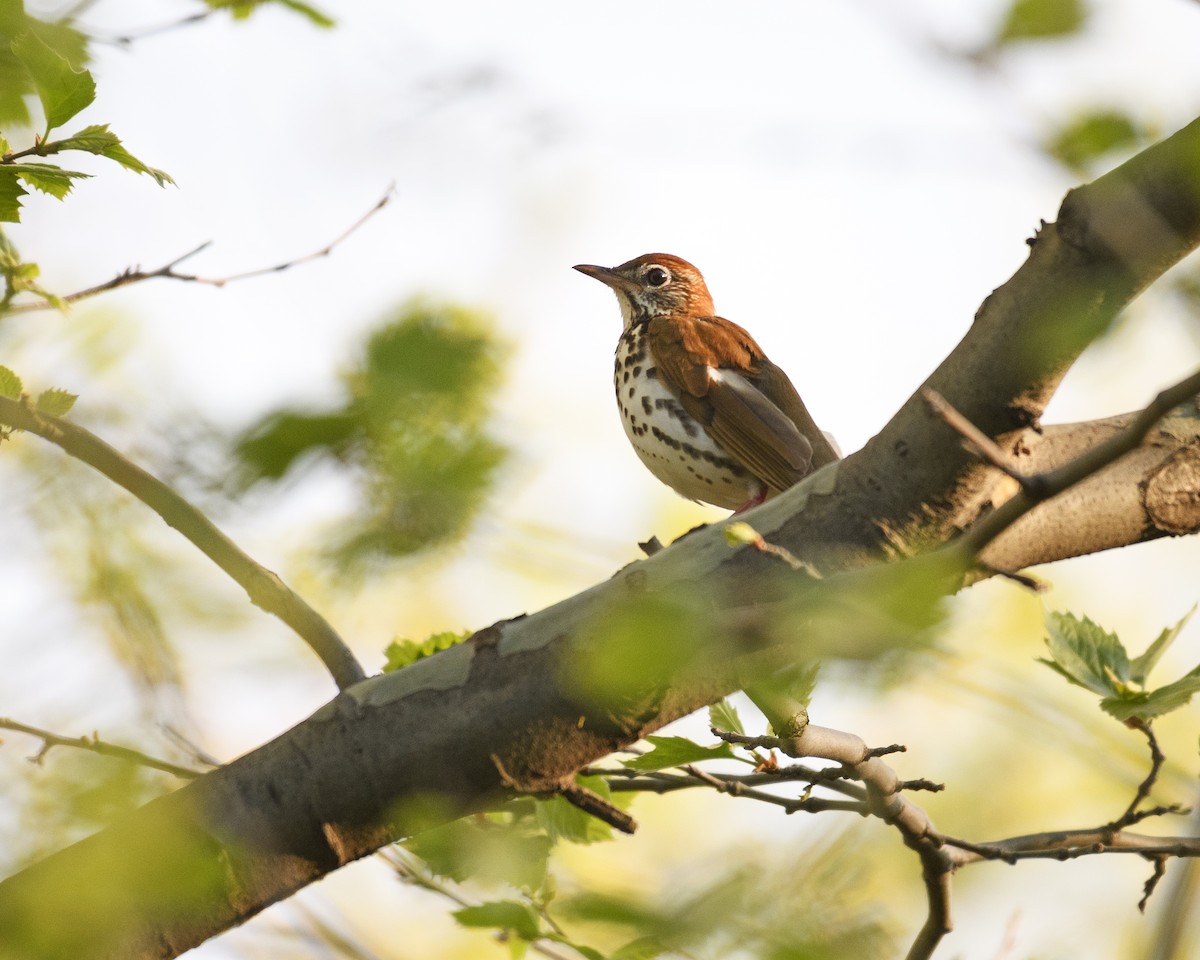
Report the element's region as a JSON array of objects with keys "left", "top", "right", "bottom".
[{"left": 648, "top": 315, "right": 815, "bottom": 494}]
